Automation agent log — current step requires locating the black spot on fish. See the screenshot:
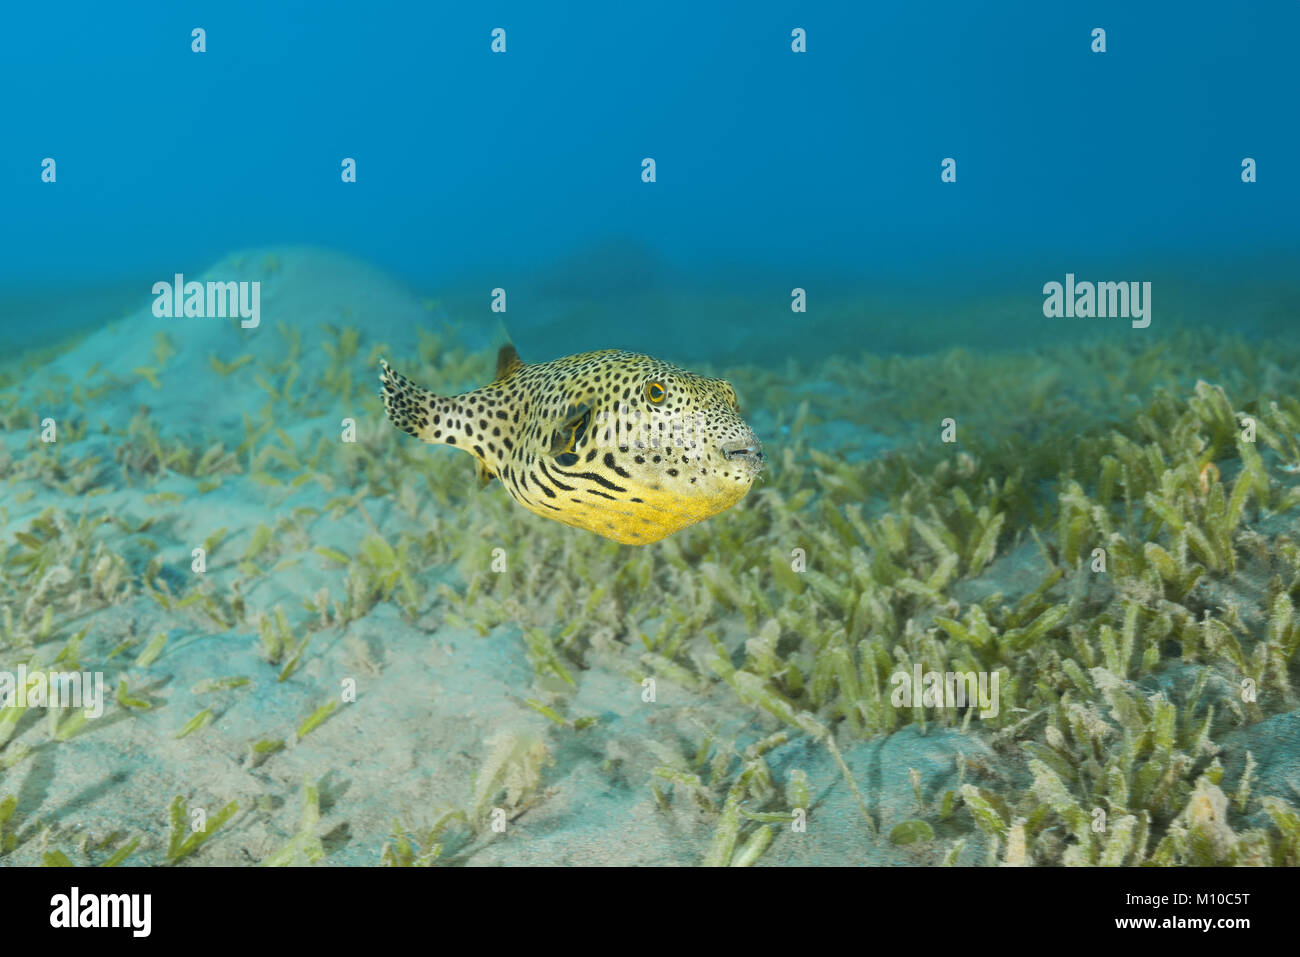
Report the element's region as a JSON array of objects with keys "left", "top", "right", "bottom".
[{"left": 603, "top": 452, "right": 631, "bottom": 478}]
